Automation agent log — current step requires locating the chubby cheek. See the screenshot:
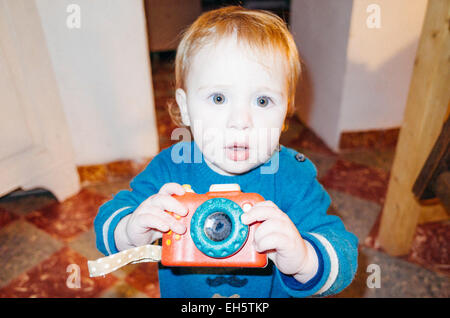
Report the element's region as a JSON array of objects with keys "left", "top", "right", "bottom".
[
  {"left": 189, "top": 112, "right": 226, "bottom": 145},
  {"left": 189, "top": 118, "right": 227, "bottom": 162},
  {"left": 250, "top": 127, "right": 281, "bottom": 161},
  {"left": 253, "top": 110, "right": 285, "bottom": 144}
]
